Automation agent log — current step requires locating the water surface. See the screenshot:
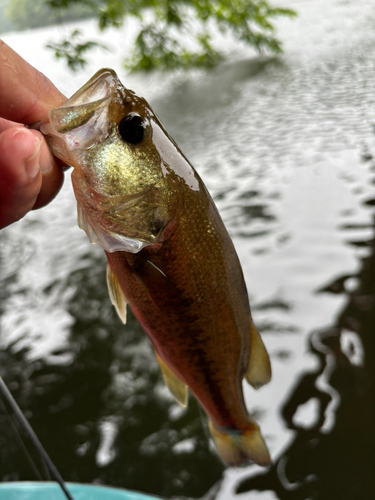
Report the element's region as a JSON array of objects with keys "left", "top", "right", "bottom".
[{"left": 1, "top": 0, "right": 375, "bottom": 498}]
